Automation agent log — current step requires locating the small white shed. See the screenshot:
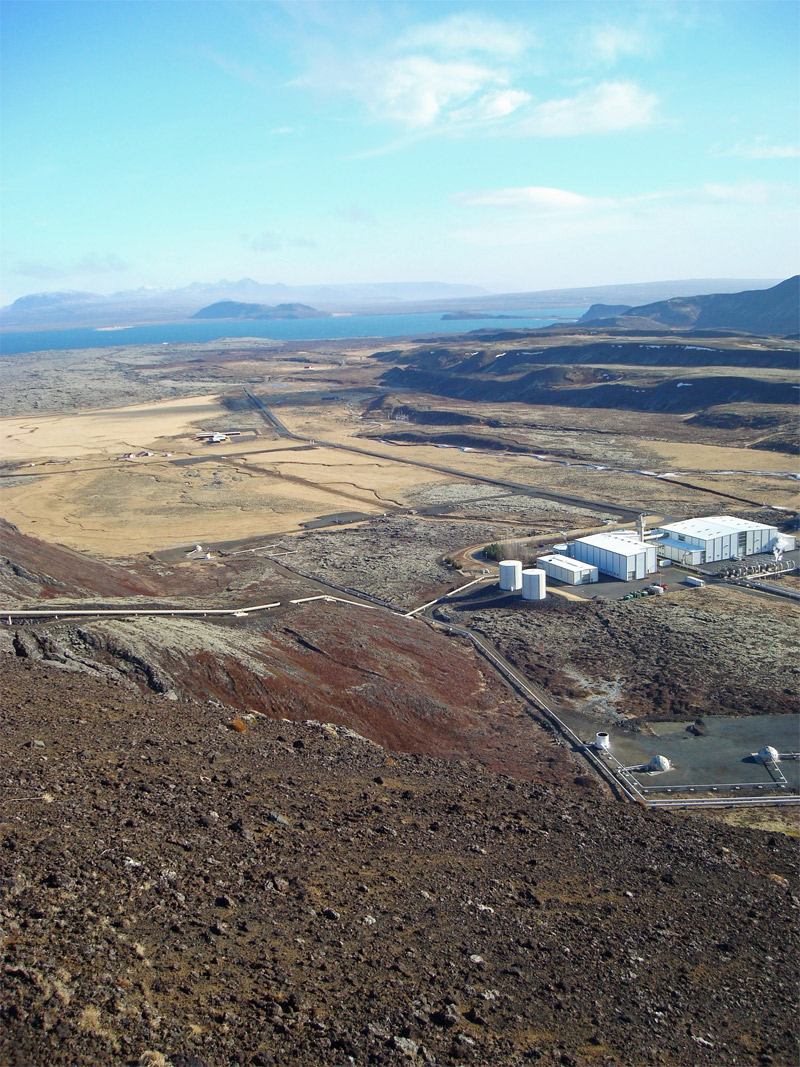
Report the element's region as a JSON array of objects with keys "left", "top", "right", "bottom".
[{"left": 537, "top": 554, "right": 599, "bottom": 585}]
